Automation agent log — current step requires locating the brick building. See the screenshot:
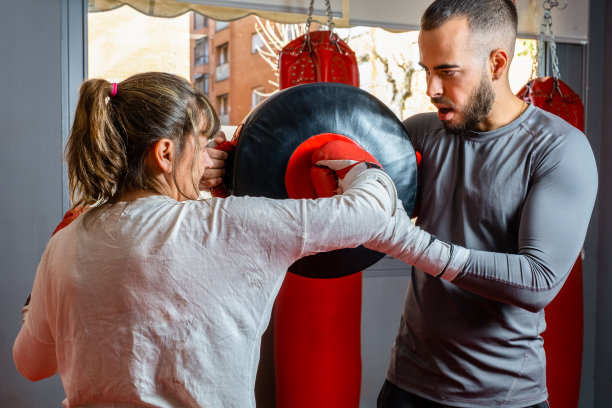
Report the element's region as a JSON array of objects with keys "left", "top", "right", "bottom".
[
  {"left": 190, "top": 14, "right": 278, "bottom": 126},
  {"left": 88, "top": 6, "right": 191, "bottom": 82},
  {"left": 89, "top": 7, "right": 278, "bottom": 128}
]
